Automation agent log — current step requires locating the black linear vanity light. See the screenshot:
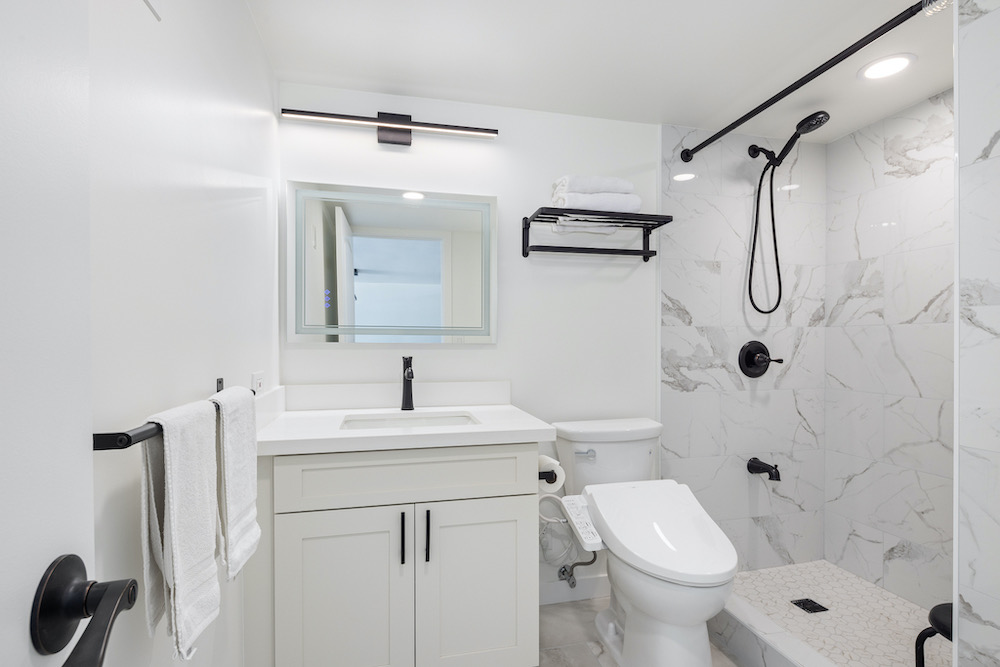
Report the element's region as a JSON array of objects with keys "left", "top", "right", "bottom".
[{"left": 280, "top": 109, "right": 499, "bottom": 145}]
